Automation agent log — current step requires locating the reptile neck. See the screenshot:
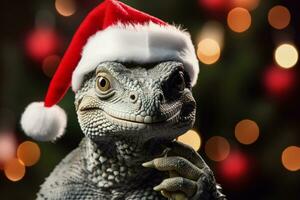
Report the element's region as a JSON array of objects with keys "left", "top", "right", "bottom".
[{"left": 83, "top": 136, "right": 167, "bottom": 189}]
